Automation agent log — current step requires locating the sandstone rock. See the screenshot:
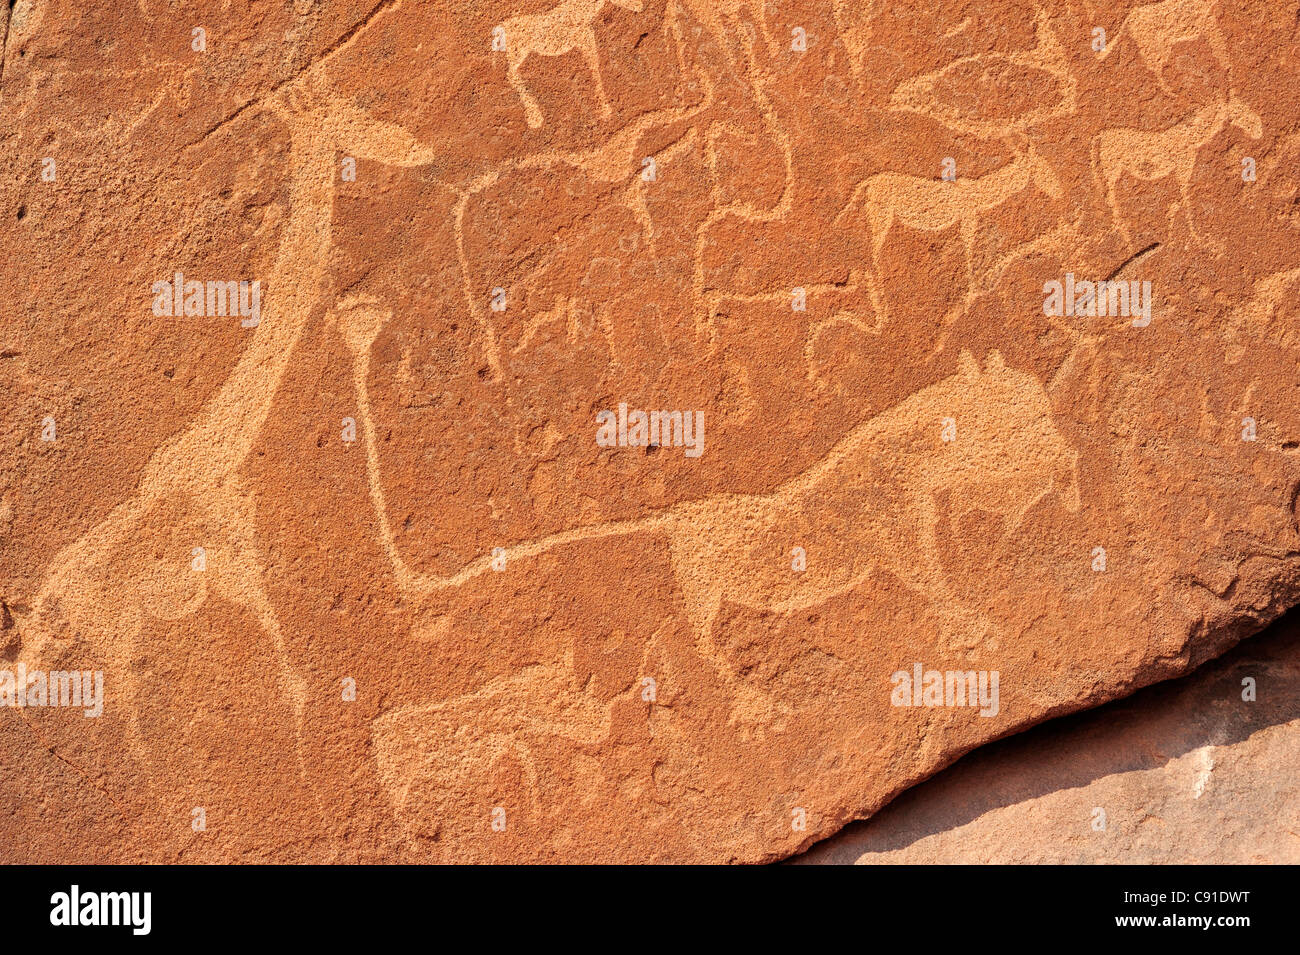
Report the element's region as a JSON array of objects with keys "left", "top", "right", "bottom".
[
  {"left": 2, "top": 0, "right": 1299, "bottom": 863},
  {"left": 795, "top": 608, "right": 1300, "bottom": 864}
]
